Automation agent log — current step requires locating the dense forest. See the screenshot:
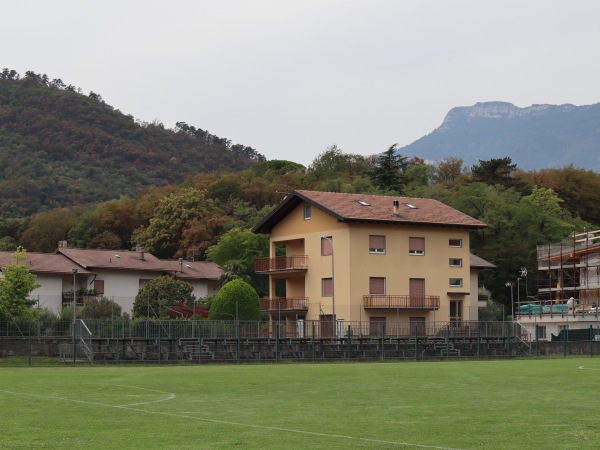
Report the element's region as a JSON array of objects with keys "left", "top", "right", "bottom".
[
  {"left": 0, "top": 69, "right": 264, "bottom": 217},
  {"left": 1, "top": 69, "right": 600, "bottom": 314}
]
